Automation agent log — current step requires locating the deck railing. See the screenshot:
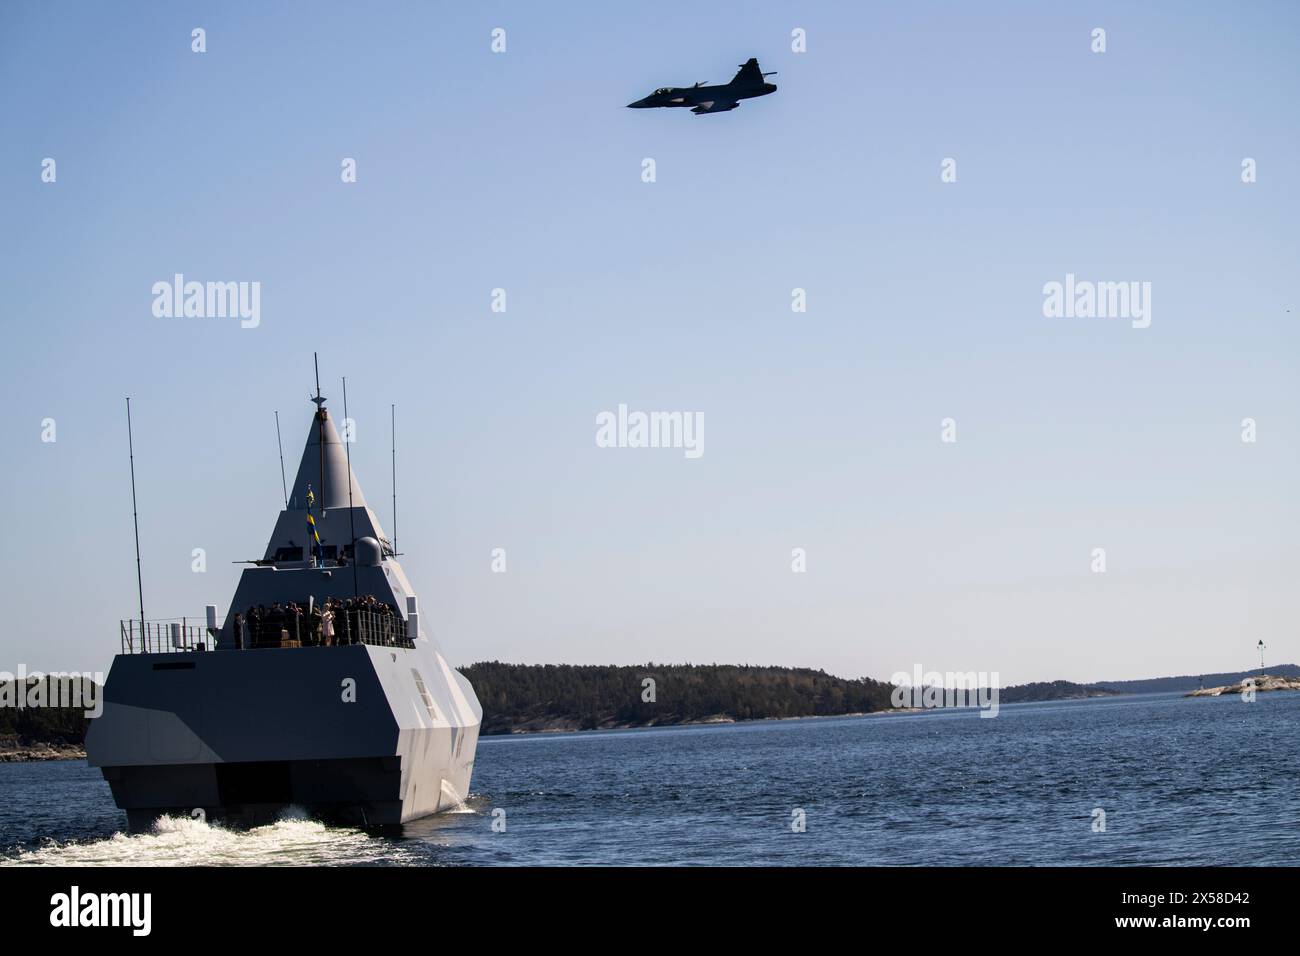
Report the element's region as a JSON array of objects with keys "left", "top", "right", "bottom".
[
  {"left": 235, "top": 607, "right": 414, "bottom": 650},
  {"left": 342, "top": 607, "right": 414, "bottom": 649},
  {"left": 120, "top": 619, "right": 211, "bottom": 654},
  {"left": 120, "top": 609, "right": 415, "bottom": 654}
]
